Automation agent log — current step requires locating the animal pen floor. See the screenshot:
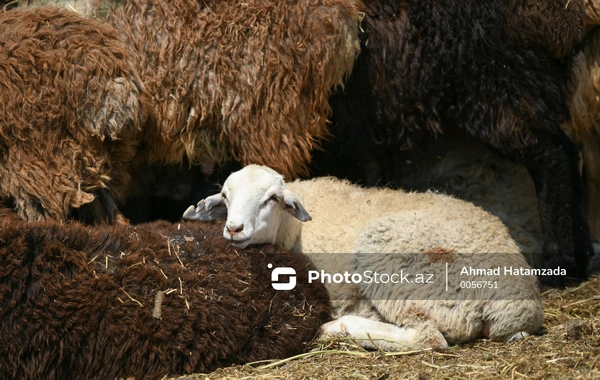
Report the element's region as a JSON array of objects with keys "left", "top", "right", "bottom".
[{"left": 170, "top": 273, "right": 600, "bottom": 380}]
